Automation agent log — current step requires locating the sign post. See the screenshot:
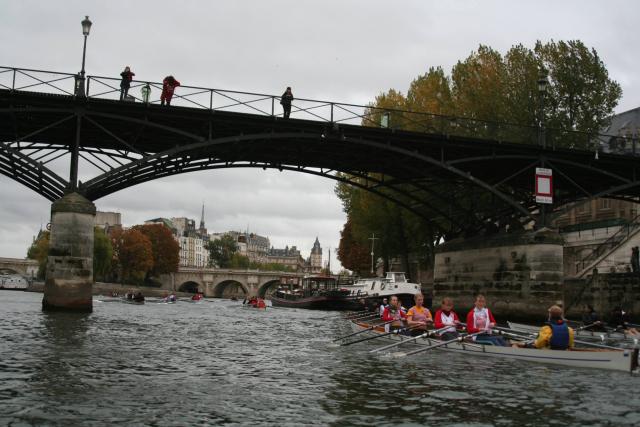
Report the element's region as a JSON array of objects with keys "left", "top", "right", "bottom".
[{"left": 535, "top": 167, "right": 553, "bottom": 228}]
